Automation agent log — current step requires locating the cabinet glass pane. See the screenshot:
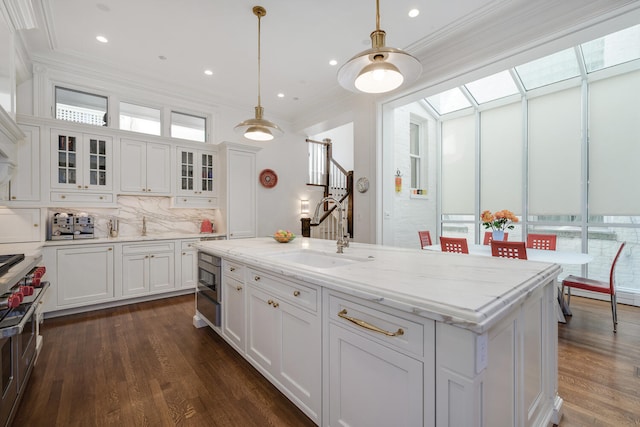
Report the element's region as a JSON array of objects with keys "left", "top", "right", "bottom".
[
  {"left": 87, "top": 137, "right": 108, "bottom": 187},
  {"left": 90, "top": 170, "right": 97, "bottom": 186},
  {"left": 180, "top": 150, "right": 195, "bottom": 191},
  {"left": 201, "top": 153, "right": 213, "bottom": 192},
  {"left": 57, "top": 135, "right": 78, "bottom": 185},
  {"left": 90, "top": 155, "right": 97, "bottom": 170},
  {"left": 90, "top": 138, "right": 97, "bottom": 154}
]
